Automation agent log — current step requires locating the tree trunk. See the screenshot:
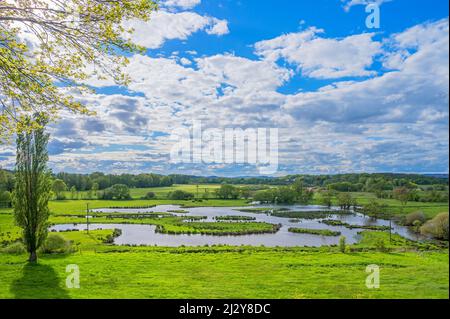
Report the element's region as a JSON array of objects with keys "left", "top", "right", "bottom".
[{"left": 28, "top": 250, "right": 37, "bottom": 263}]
